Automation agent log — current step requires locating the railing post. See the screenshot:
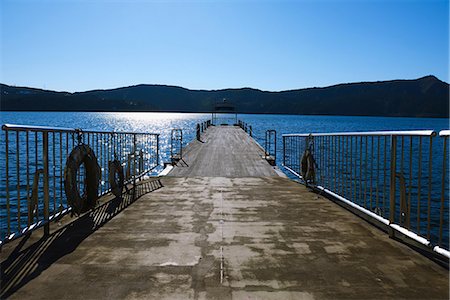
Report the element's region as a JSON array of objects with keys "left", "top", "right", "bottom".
[
  {"left": 274, "top": 130, "right": 277, "bottom": 162},
  {"left": 139, "top": 149, "right": 144, "bottom": 177},
  {"left": 133, "top": 133, "right": 137, "bottom": 199},
  {"left": 43, "top": 131, "right": 50, "bottom": 236},
  {"left": 265, "top": 130, "right": 268, "bottom": 157},
  {"left": 180, "top": 130, "right": 183, "bottom": 159},
  {"left": 196, "top": 124, "right": 200, "bottom": 141},
  {"left": 156, "top": 134, "right": 160, "bottom": 167},
  {"left": 389, "top": 135, "right": 397, "bottom": 237},
  {"left": 439, "top": 135, "right": 447, "bottom": 246},
  {"left": 5, "top": 129, "right": 10, "bottom": 236},
  {"left": 283, "top": 136, "right": 286, "bottom": 166}
]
